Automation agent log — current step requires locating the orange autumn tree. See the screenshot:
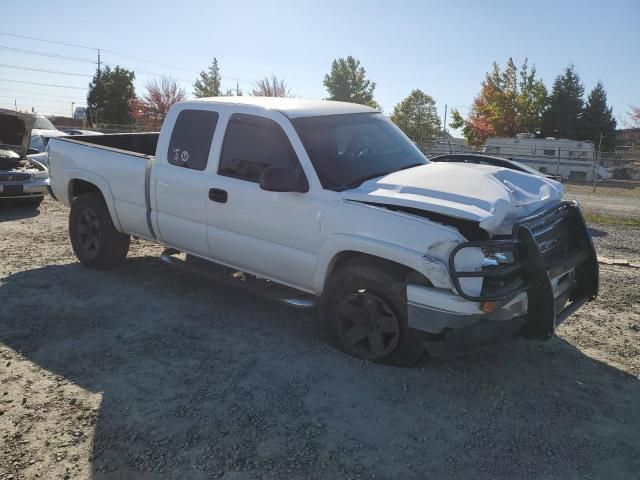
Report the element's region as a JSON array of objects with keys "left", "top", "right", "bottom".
[
  {"left": 450, "top": 58, "right": 547, "bottom": 147},
  {"left": 134, "top": 76, "right": 187, "bottom": 127}
]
